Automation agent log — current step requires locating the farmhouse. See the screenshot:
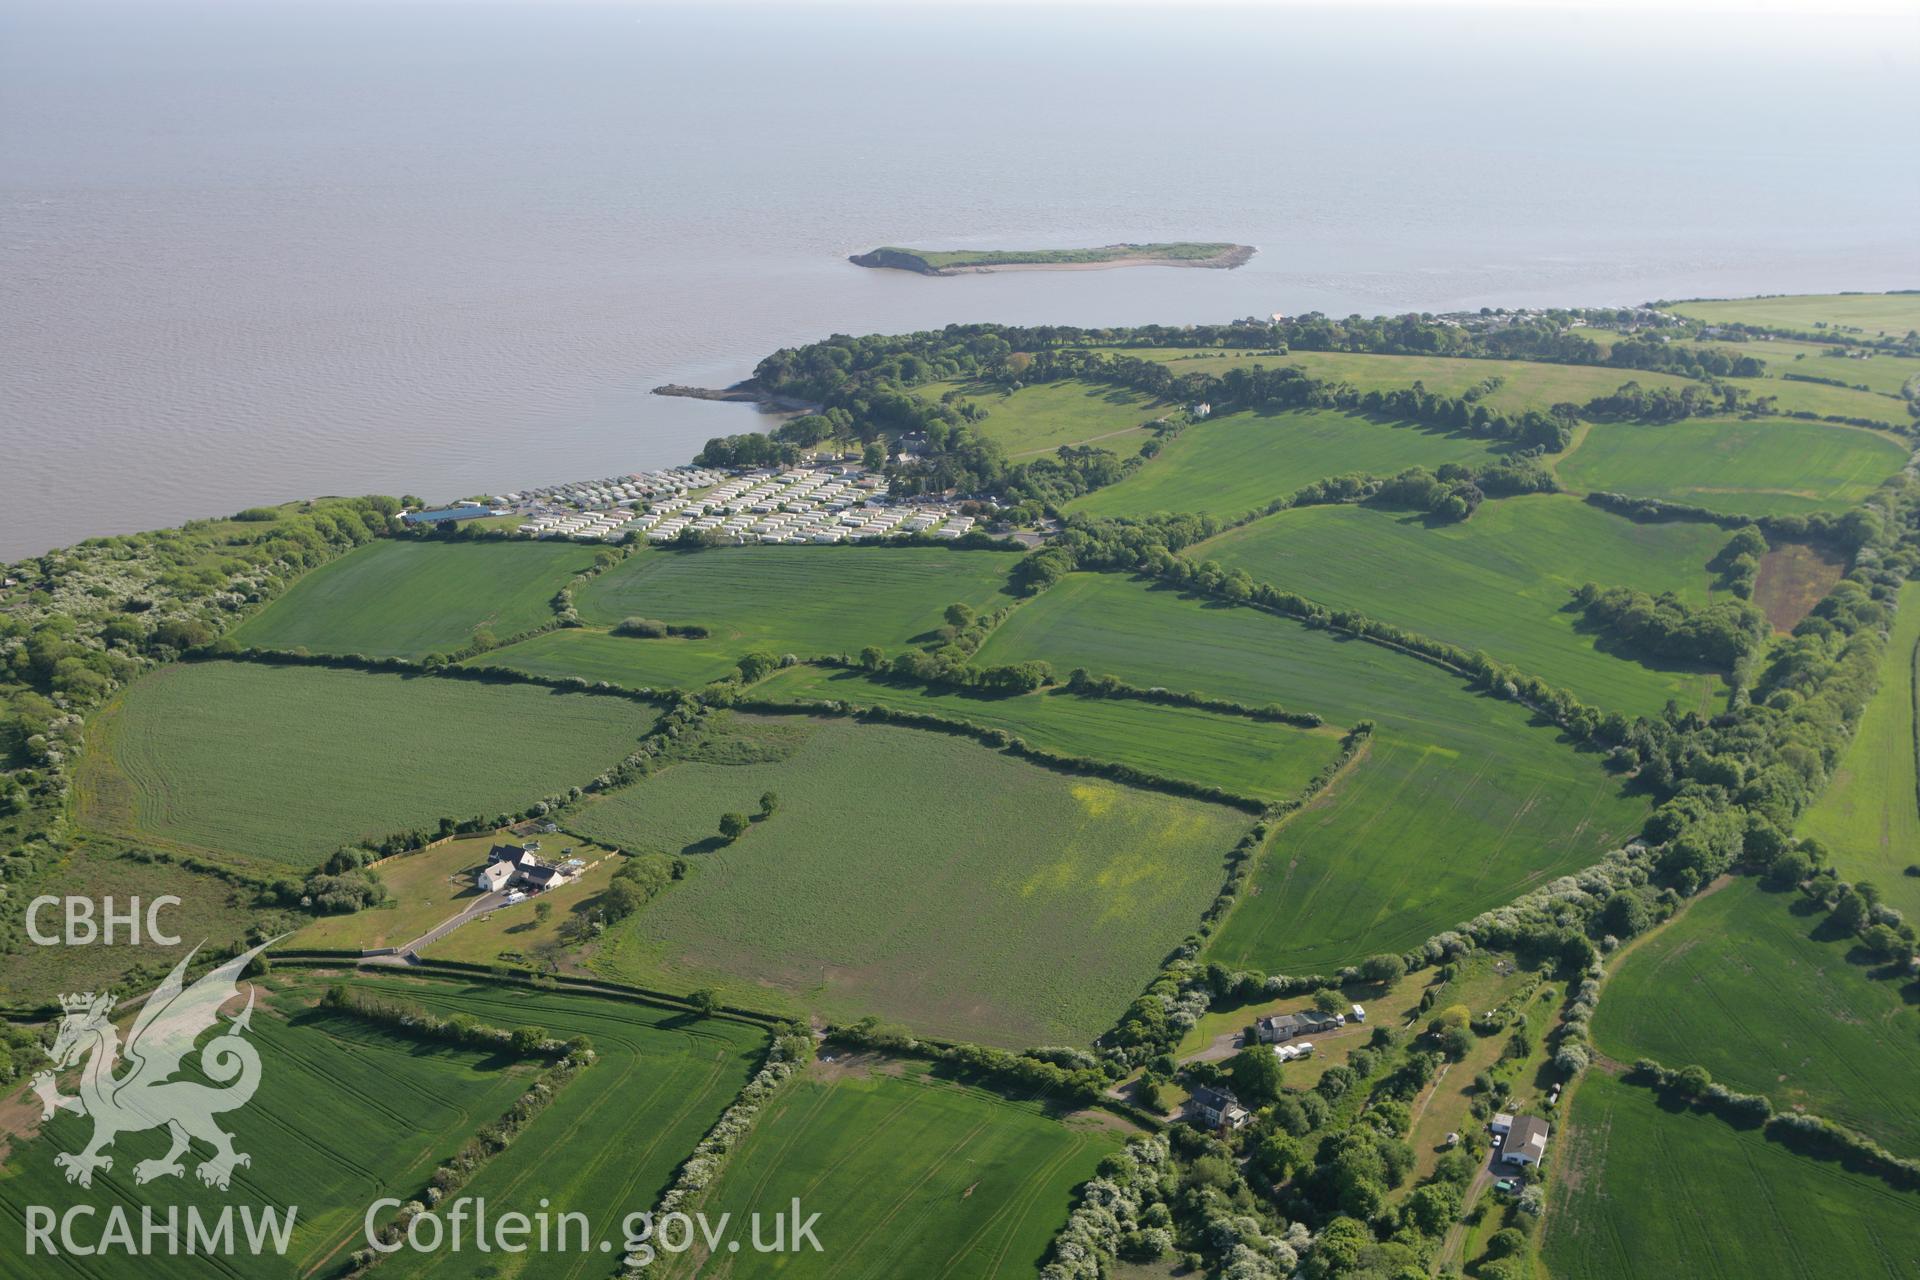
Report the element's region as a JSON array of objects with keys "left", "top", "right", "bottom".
[
  {"left": 1187, "top": 1085, "right": 1250, "bottom": 1132},
  {"left": 477, "top": 842, "right": 571, "bottom": 894},
  {"left": 1501, "top": 1115, "right": 1550, "bottom": 1167},
  {"left": 1256, "top": 1008, "right": 1341, "bottom": 1043}
]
